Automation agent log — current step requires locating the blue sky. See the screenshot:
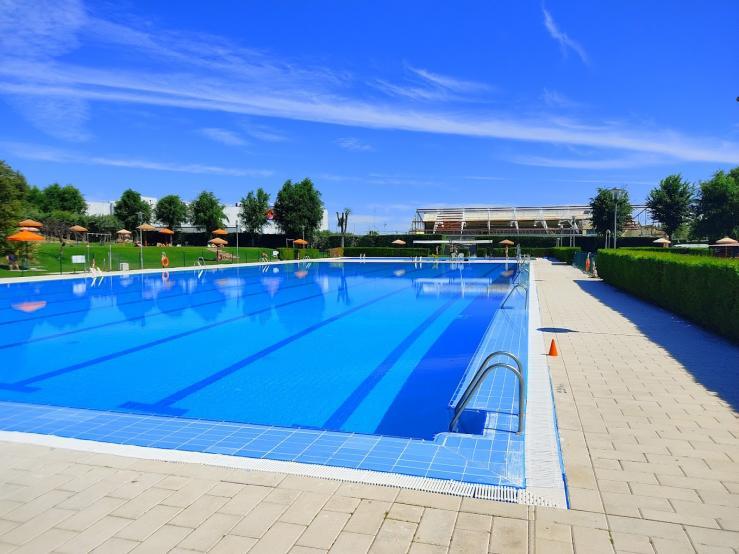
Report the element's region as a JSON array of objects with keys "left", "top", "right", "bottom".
[{"left": 1, "top": 0, "right": 737, "bottom": 233}]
